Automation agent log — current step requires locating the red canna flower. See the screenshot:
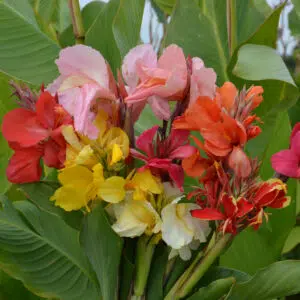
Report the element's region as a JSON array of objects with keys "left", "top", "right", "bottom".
[
  {"left": 2, "top": 91, "right": 73, "bottom": 183},
  {"left": 191, "top": 193, "right": 253, "bottom": 234},
  {"left": 271, "top": 123, "right": 300, "bottom": 179},
  {"left": 131, "top": 126, "right": 196, "bottom": 189},
  {"left": 248, "top": 179, "right": 290, "bottom": 229}
]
